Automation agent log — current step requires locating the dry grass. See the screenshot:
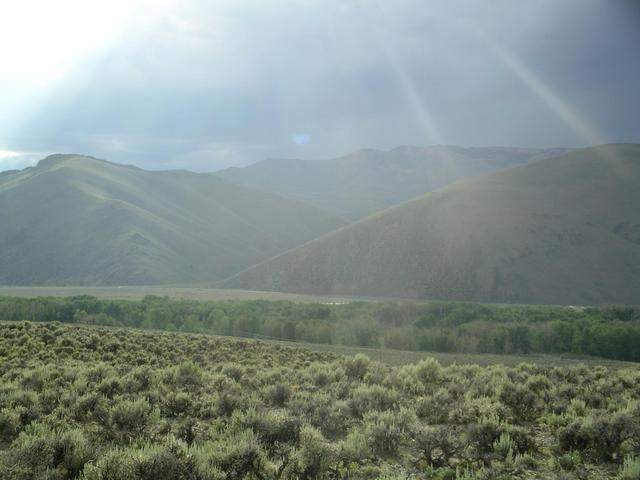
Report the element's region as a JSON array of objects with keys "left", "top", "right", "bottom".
[
  {"left": 0, "top": 286, "right": 368, "bottom": 303},
  {"left": 259, "top": 337, "right": 638, "bottom": 369}
]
